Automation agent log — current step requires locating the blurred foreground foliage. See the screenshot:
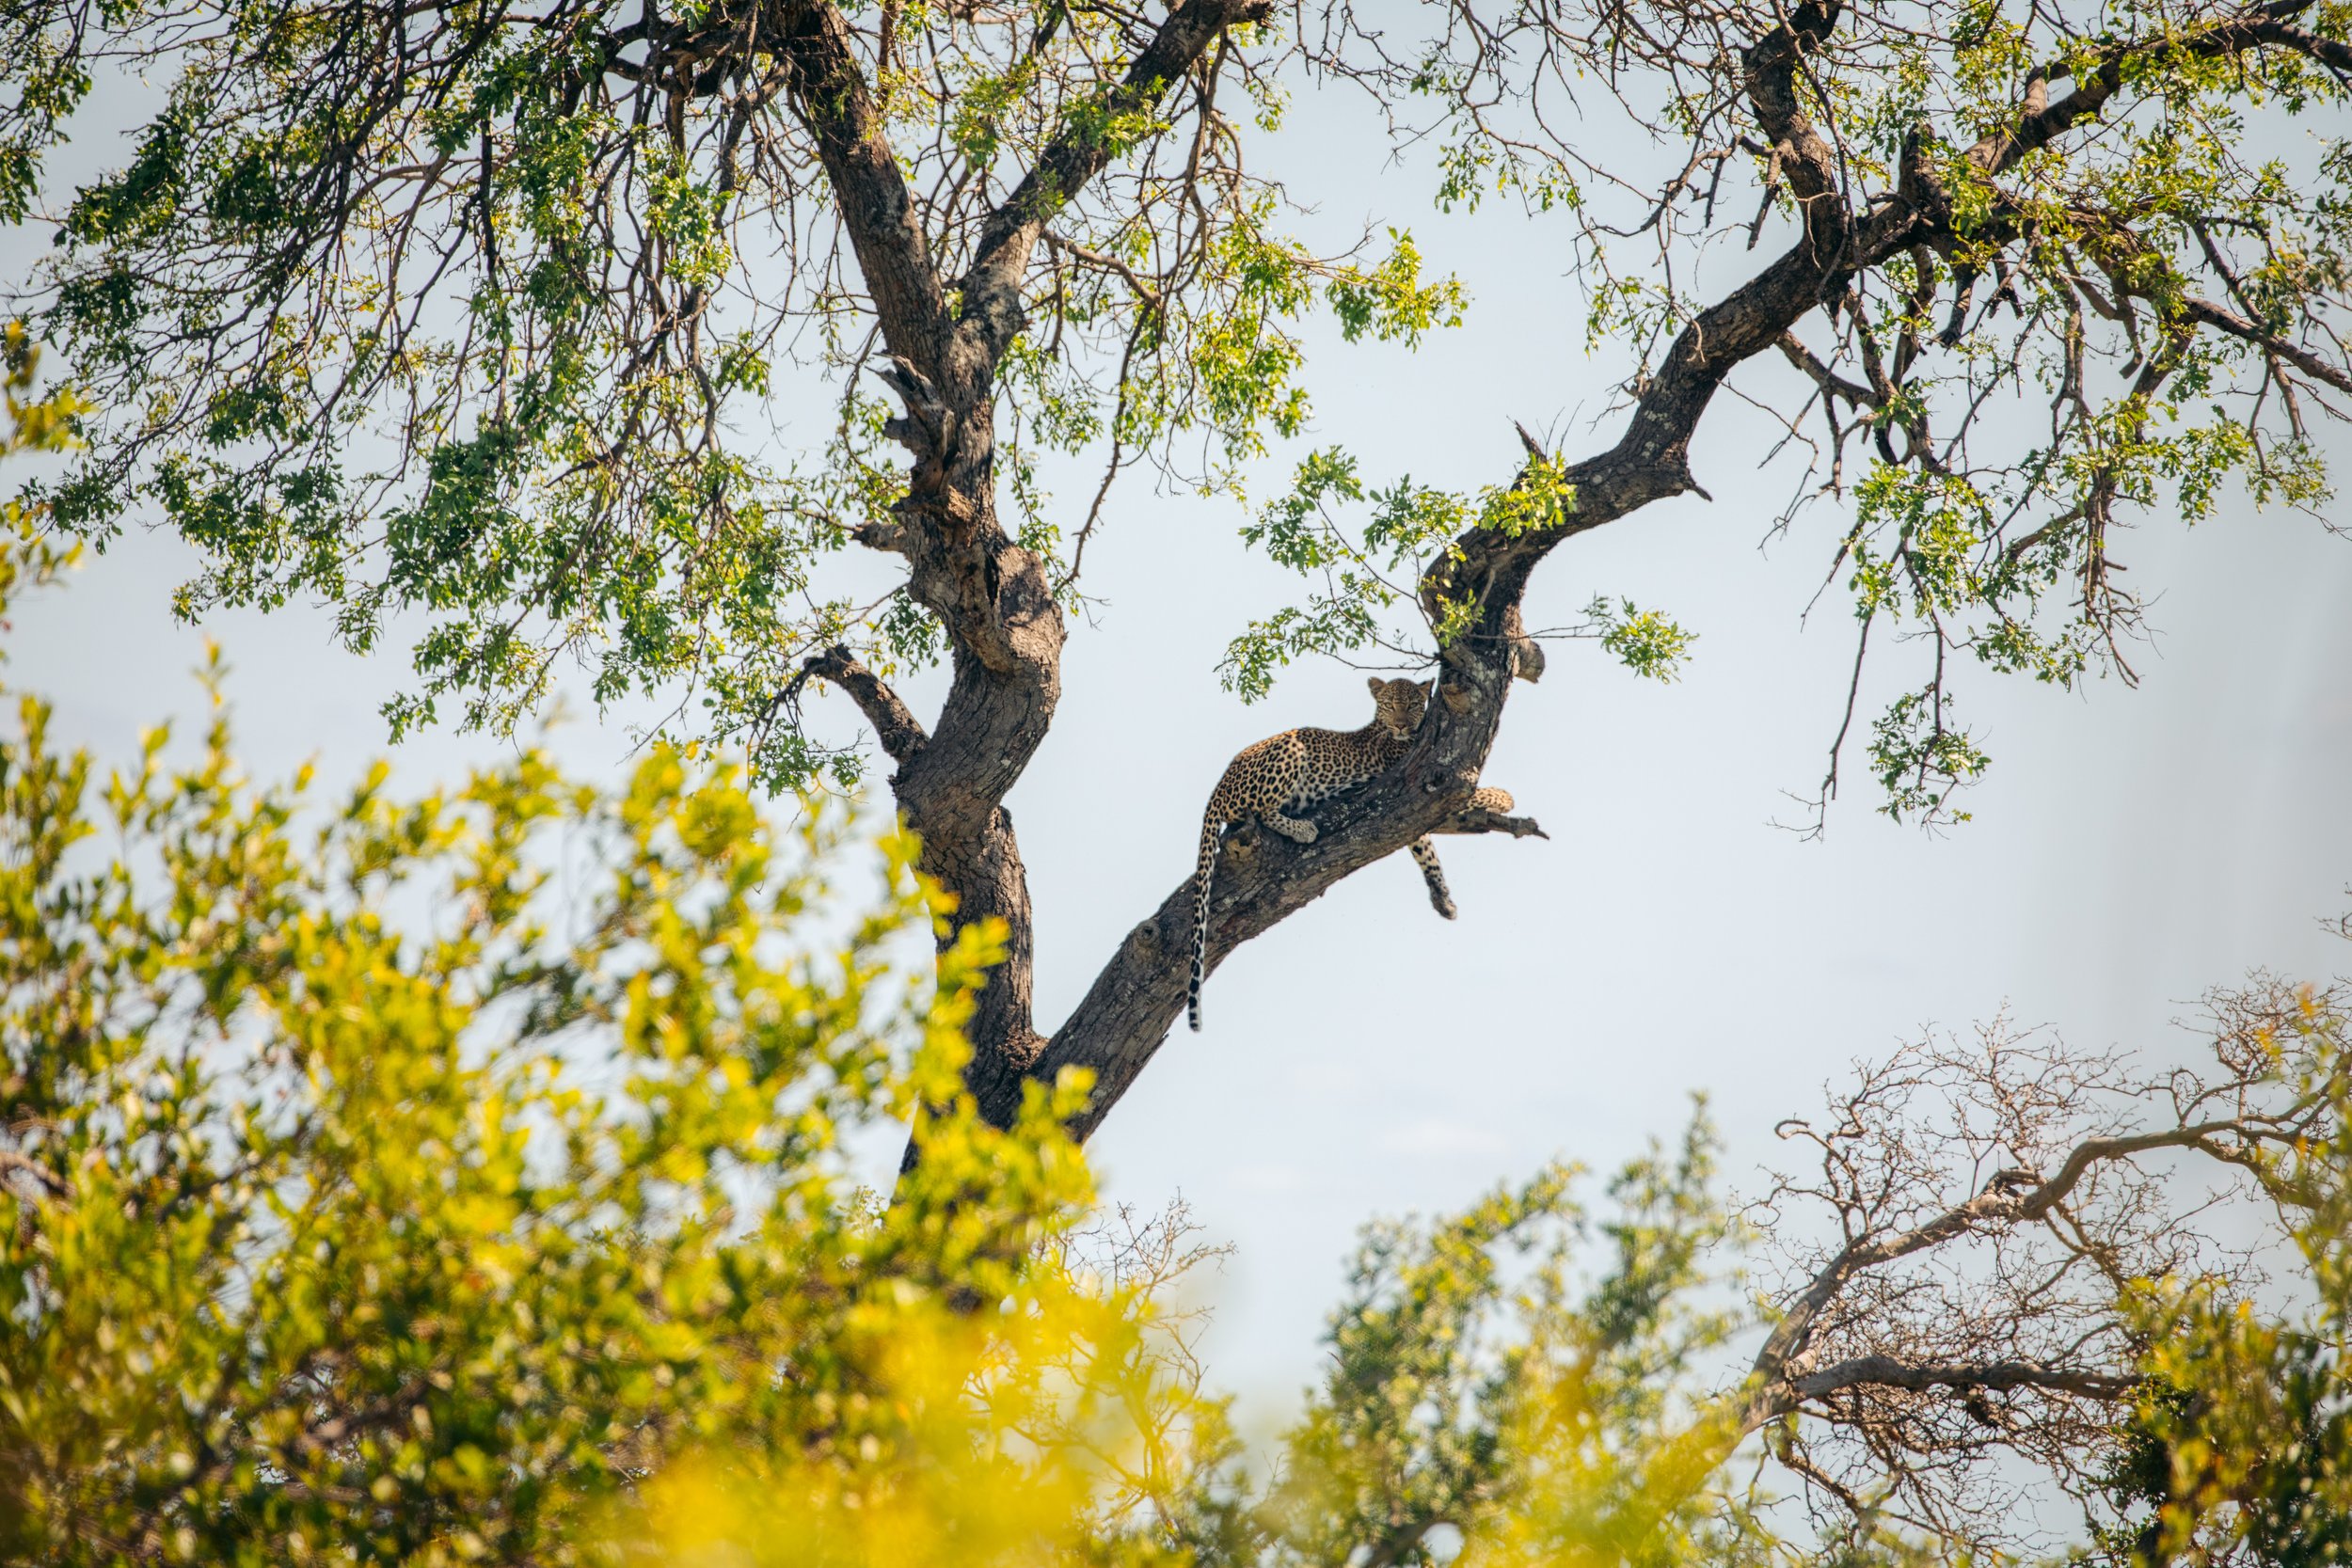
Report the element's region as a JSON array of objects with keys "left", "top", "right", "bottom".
[
  {"left": 2097, "top": 985, "right": 2352, "bottom": 1568},
  {"left": 0, "top": 600, "right": 1762, "bottom": 1564},
  {"left": 0, "top": 594, "right": 1756, "bottom": 1565},
  {"left": 0, "top": 619, "right": 1113, "bottom": 1562}
]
